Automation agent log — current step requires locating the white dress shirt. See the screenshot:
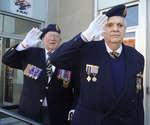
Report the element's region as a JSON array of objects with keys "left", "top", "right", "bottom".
[{"left": 105, "top": 42, "right": 122, "bottom": 55}]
